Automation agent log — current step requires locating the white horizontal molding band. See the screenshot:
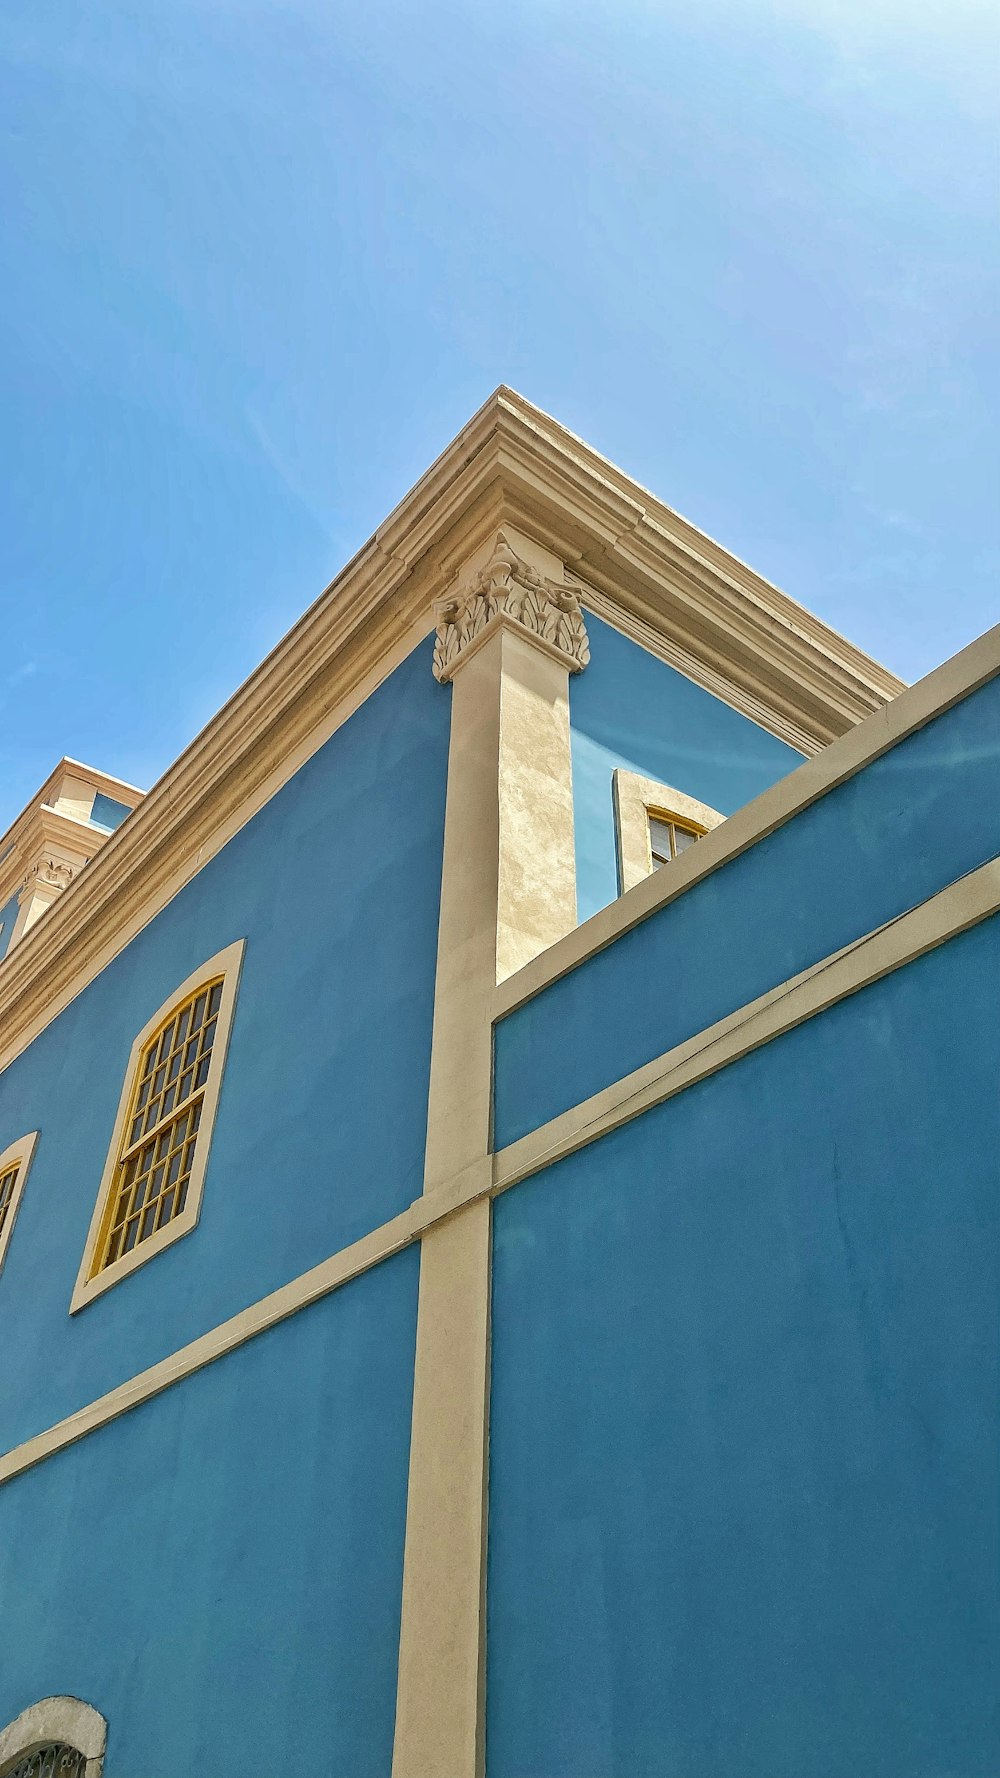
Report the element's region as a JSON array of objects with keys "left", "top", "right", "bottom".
[
  {"left": 0, "top": 390, "right": 901, "bottom": 1082},
  {"left": 0, "top": 1168, "right": 493, "bottom": 1489},
  {"left": 492, "top": 857, "right": 1000, "bottom": 1192},
  {"left": 494, "top": 624, "right": 1000, "bottom": 1020},
  {"left": 2, "top": 862, "right": 995, "bottom": 1489}
]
